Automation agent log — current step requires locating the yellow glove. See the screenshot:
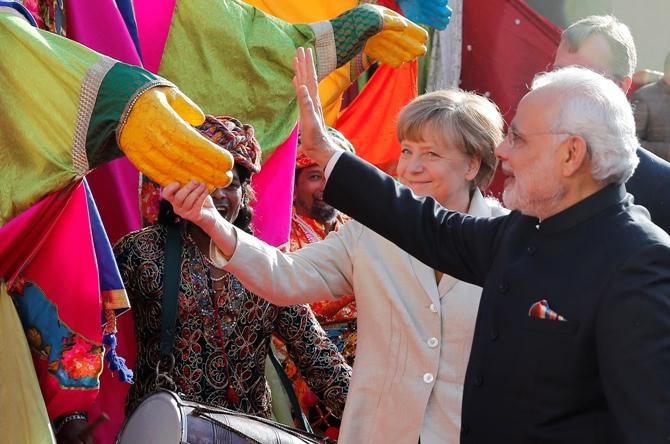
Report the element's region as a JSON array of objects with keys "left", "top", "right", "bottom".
[
  {"left": 119, "top": 86, "right": 234, "bottom": 191},
  {"left": 364, "top": 6, "right": 428, "bottom": 68}
]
